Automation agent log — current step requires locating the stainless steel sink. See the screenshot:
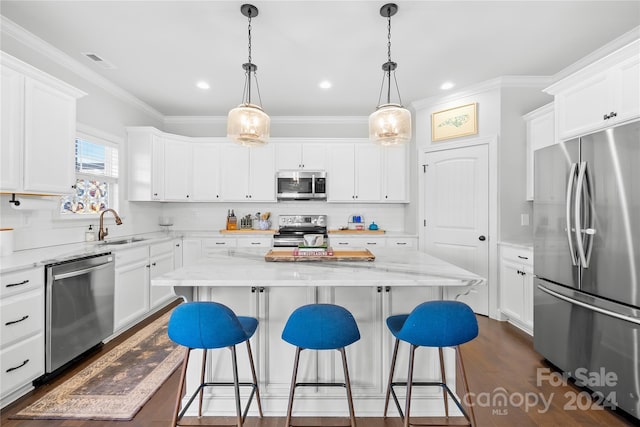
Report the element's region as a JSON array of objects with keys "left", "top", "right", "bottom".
[{"left": 100, "top": 237, "right": 147, "bottom": 245}]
